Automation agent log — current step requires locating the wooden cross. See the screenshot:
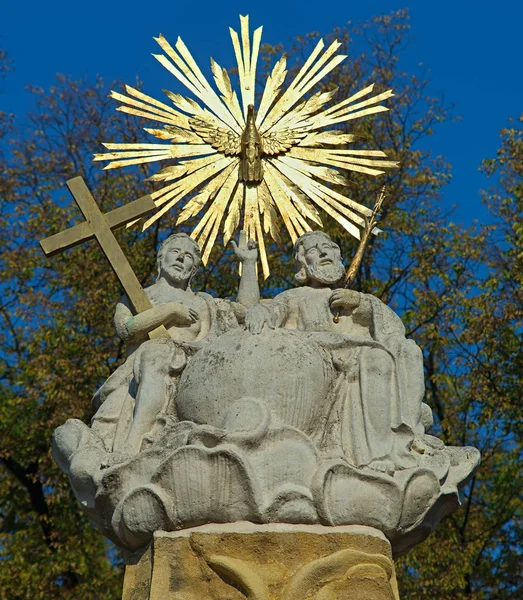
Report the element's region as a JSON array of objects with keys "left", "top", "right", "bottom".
[{"left": 40, "top": 176, "right": 169, "bottom": 339}]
